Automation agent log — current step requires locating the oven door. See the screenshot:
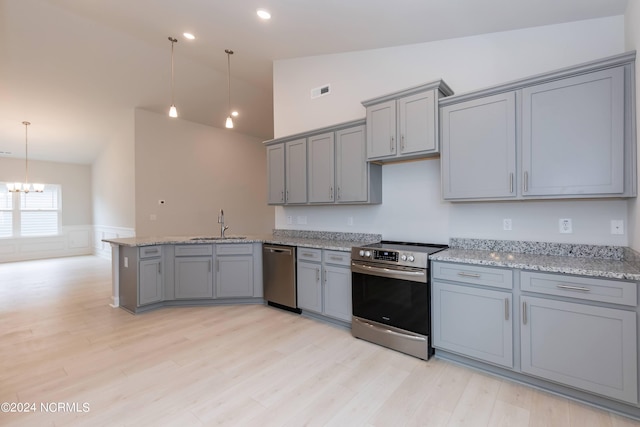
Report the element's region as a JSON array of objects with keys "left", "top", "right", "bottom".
[{"left": 351, "top": 261, "right": 429, "bottom": 335}]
